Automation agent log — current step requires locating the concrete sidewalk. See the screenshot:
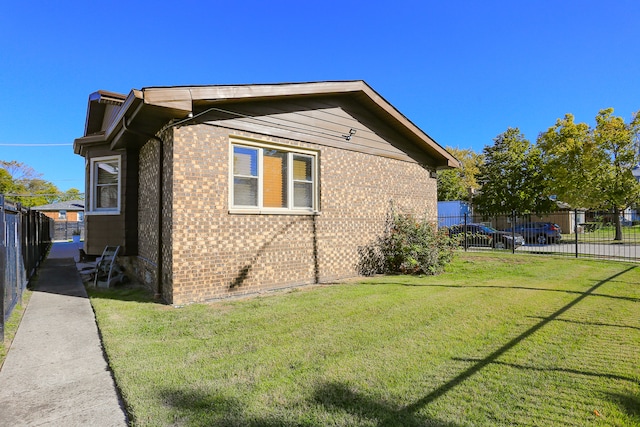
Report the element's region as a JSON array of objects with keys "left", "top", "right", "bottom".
[{"left": 0, "top": 242, "right": 128, "bottom": 426}]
